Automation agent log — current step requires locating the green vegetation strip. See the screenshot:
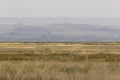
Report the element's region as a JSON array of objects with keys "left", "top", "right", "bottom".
[{"left": 0, "top": 53, "right": 120, "bottom": 62}]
